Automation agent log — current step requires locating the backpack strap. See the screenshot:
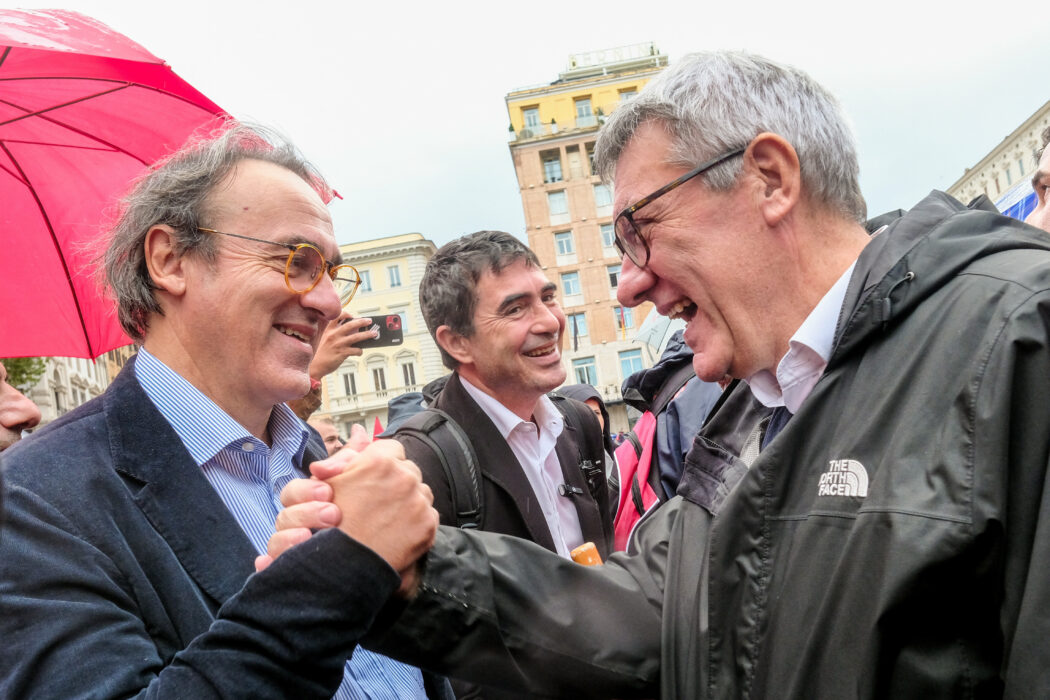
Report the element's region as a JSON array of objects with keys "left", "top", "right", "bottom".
[
  {"left": 393, "top": 408, "right": 483, "bottom": 529},
  {"left": 548, "top": 394, "right": 606, "bottom": 500},
  {"left": 650, "top": 361, "right": 696, "bottom": 415}
]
